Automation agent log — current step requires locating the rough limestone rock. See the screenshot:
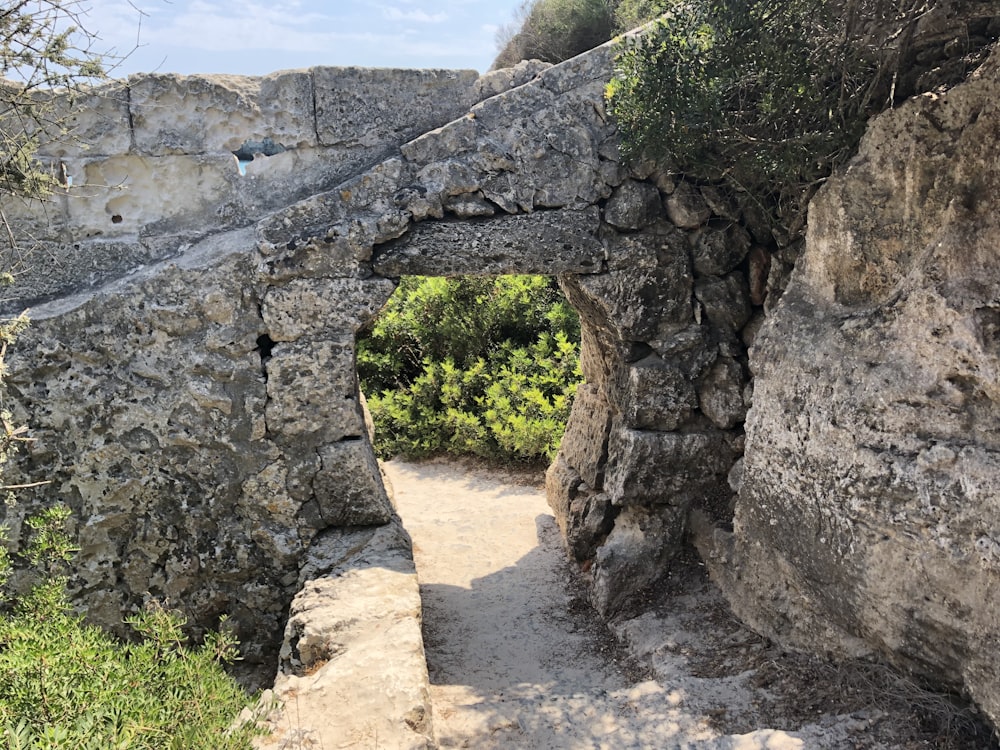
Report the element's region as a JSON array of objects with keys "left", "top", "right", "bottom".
[
  {"left": 0, "top": 68, "right": 485, "bottom": 310},
  {"left": 2, "top": 37, "right": 763, "bottom": 681},
  {"left": 699, "top": 46, "right": 1000, "bottom": 726},
  {"left": 373, "top": 208, "right": 605, "bottom": 277},
  {"left": 1, "top": 15, "right": 998, "bottom": 741},
  {"left": 257, "top": 520, "right": 433, "bottom": 750}
]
